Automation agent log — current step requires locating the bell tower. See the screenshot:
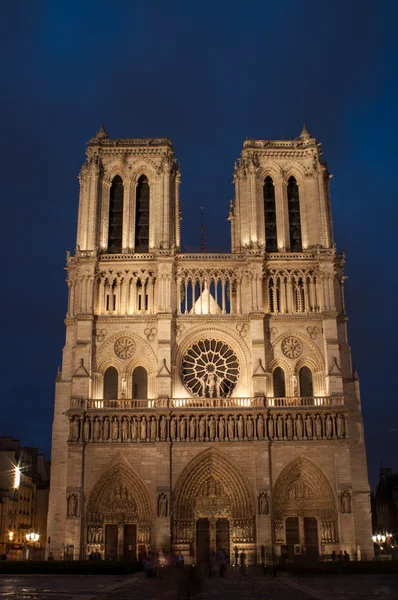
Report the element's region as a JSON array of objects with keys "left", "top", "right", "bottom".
[
  {"left": 230, "top": 125, "right": 333, "bottom": 253},
  {"left": 76, "top": 125, "right": 181, "bottom": 254}
]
